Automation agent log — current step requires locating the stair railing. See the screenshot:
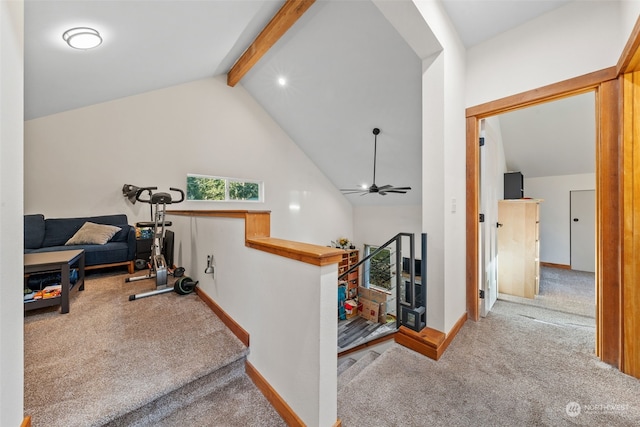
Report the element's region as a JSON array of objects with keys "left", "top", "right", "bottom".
[{"left": 338, "top": 233, "right": 427, "bottom": 331}]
